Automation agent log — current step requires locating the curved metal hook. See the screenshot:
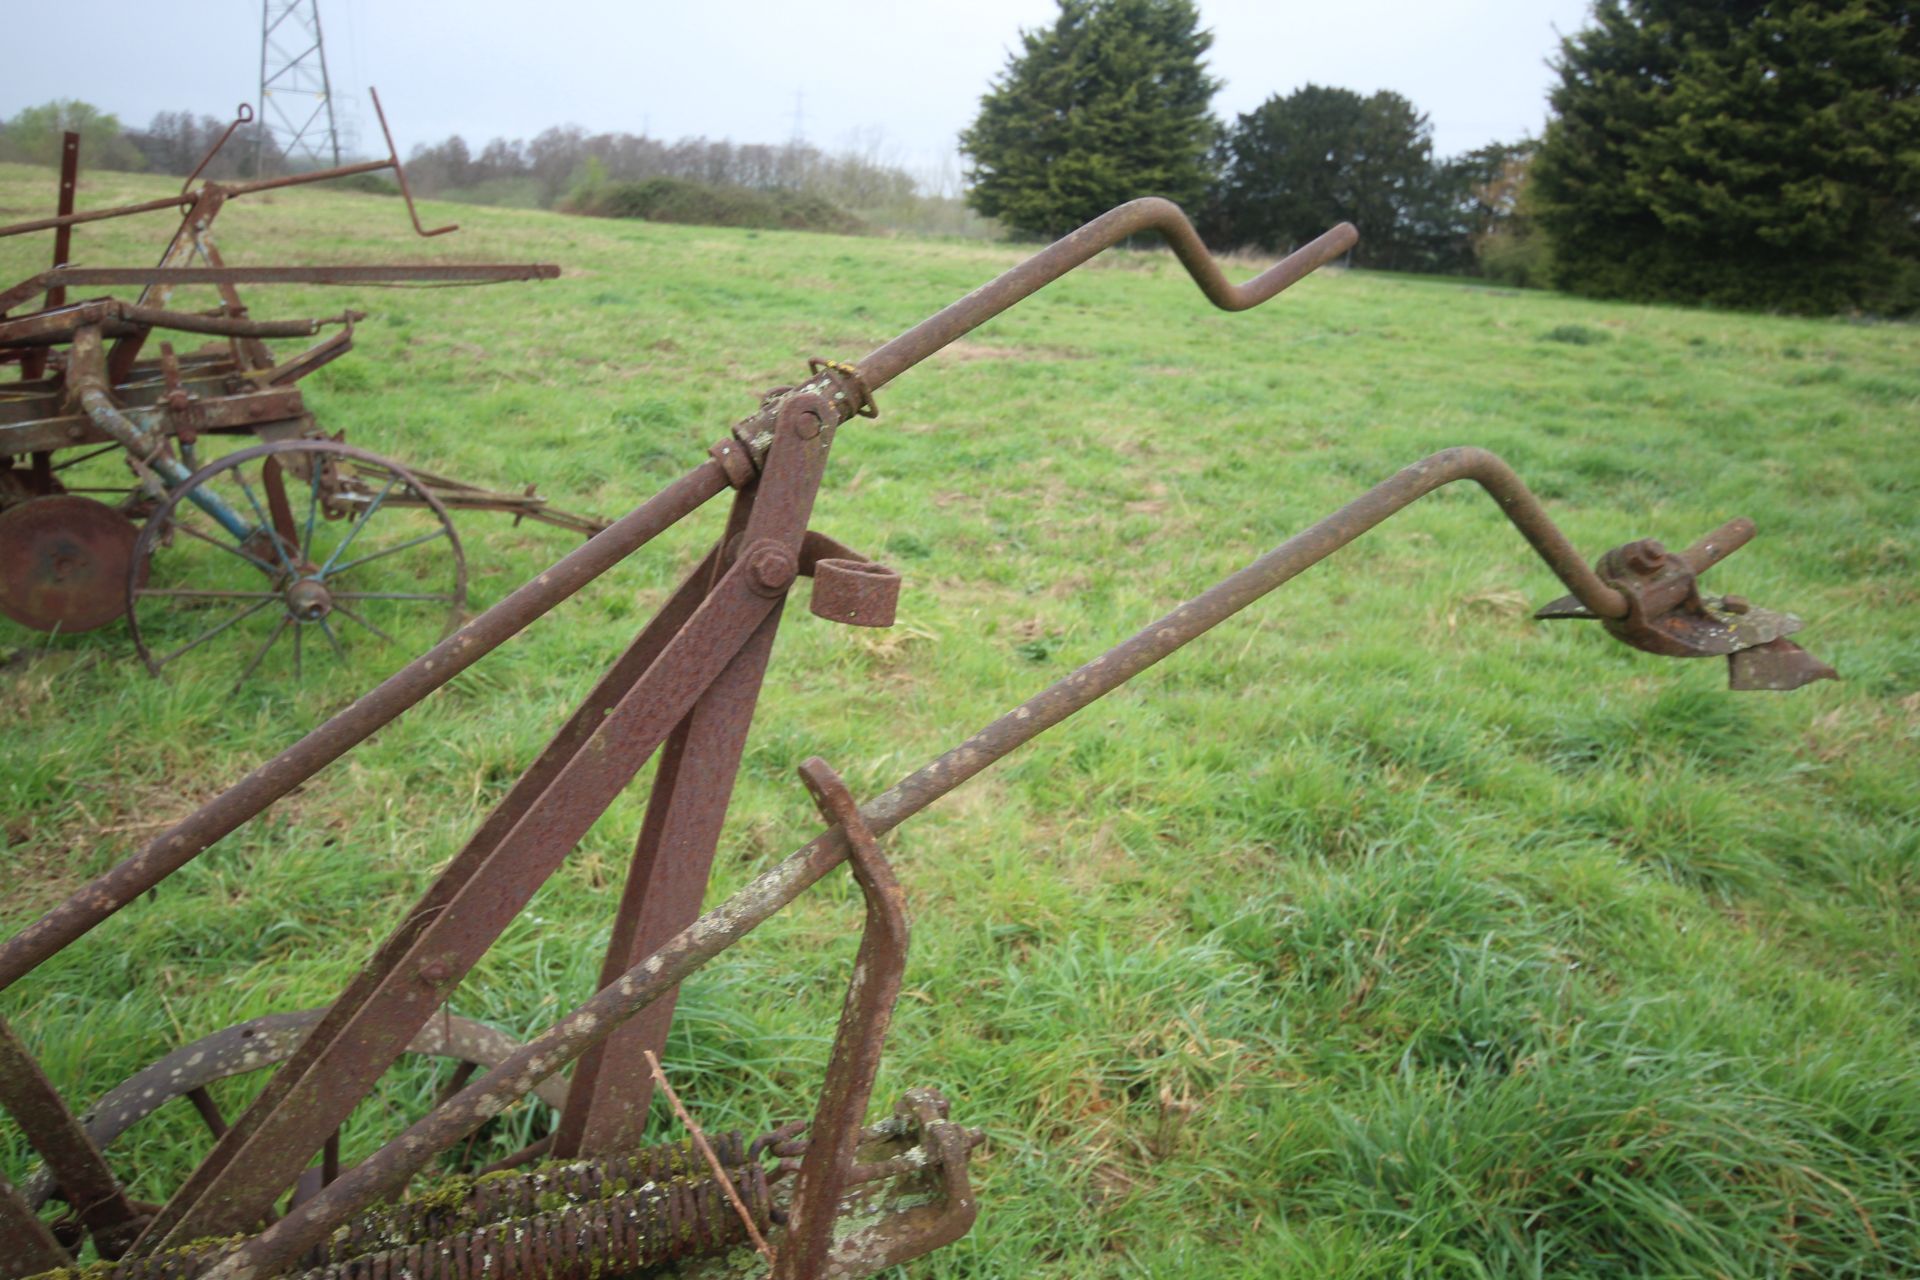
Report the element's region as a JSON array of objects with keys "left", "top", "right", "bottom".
[
  {"left": 858, "top": 198, "right": 1358, "bottom": 389},
  {"left": 180, "top": 103, "right": 256, "bottom": 195},
  {"left": 368, "top": 87, "right": 457, "bottom": 238}
]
